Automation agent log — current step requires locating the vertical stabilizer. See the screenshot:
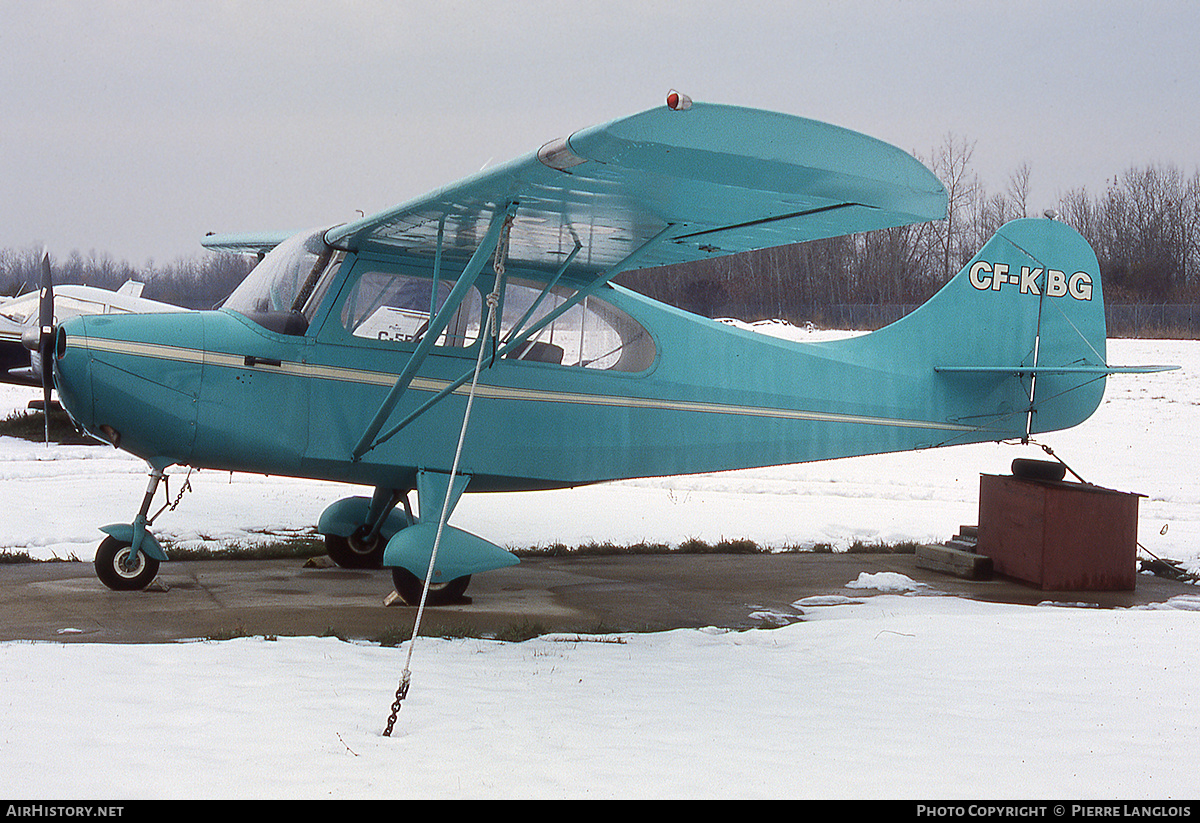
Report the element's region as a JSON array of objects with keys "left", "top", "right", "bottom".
[{"left": 912, "top": 217, "right": 1108, "bottom": 437}]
